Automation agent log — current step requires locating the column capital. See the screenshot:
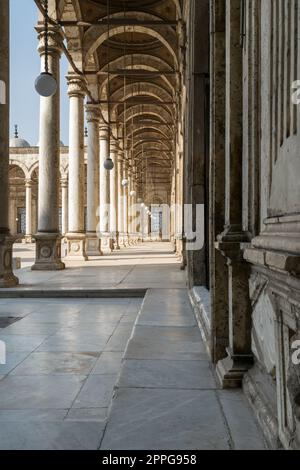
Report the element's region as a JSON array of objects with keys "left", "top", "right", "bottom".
[
  {"left": 110, "top": 140, "right": 119, "bottom": 154},
  {"left": 25, "top": 178, "right": 33, "bottom": 188},
  {"left": 99, "top": 122, "right": 110, "bottom": 140},
  {"left": 67, "top": 74, "right": 86, "bottom": 98},
  {"left": 85, "top": 103, "right": 100, "bottom": 123},
  {"left": 36, "top": 25, "right": 64, "bottom": 57},
  {"left": 60, "top": 178, "right": 68, "bottom": 188}
]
